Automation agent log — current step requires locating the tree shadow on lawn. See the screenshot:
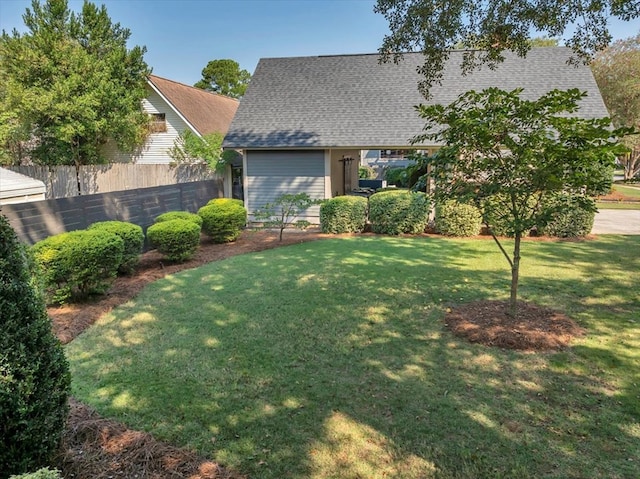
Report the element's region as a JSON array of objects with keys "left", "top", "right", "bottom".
[{"left": 66, "top": 236, "right": 640, "bottom": 479}]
